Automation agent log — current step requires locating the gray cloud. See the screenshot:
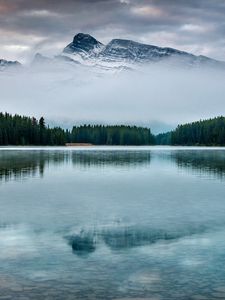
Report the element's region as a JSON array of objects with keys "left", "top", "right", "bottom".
[{"left": 0, "top": 0, "right": 225, "bottom": 62}]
